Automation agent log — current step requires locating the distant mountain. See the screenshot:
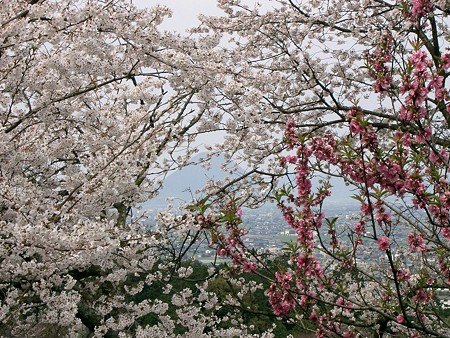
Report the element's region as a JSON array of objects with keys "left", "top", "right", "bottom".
[
  {"left": 141, "top": 153, "right": 239, "bottom": 209},
  {"left": 140, "top": 153, "right": 357, "bottom": 211}
]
